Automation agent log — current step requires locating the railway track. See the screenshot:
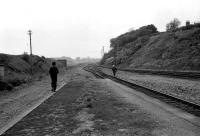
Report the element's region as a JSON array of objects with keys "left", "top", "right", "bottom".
[
  {"left": 84, "top": 65, "right": 200, "bottom": 117},
  {"left": 99, "top": 65, "right": 200, "bottom": 79}
]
